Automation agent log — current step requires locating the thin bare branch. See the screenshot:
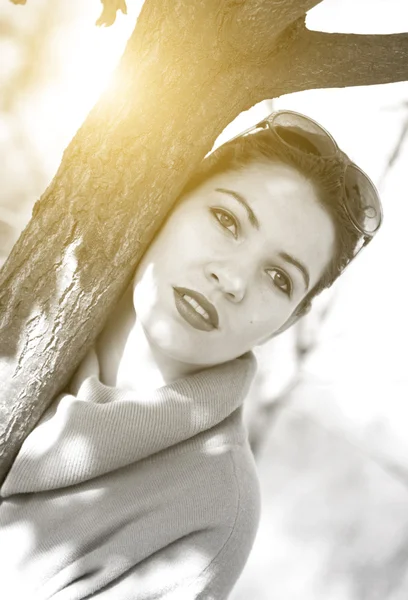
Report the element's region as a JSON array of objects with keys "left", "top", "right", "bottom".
[
  {"left": 96, "top": 0, "right": 128, "bottom": 27},
  {"left": 379, "top": 112, "right": 408, "bottom": 187}
]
